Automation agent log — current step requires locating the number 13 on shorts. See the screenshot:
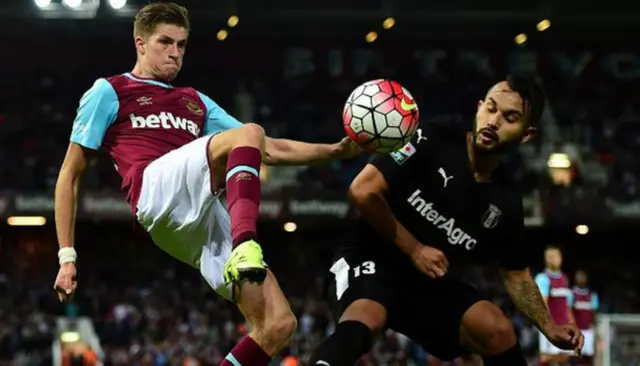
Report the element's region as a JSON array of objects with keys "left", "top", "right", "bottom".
[{"left": 330, "top": 258, "right": 376, "bottom": 300}]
